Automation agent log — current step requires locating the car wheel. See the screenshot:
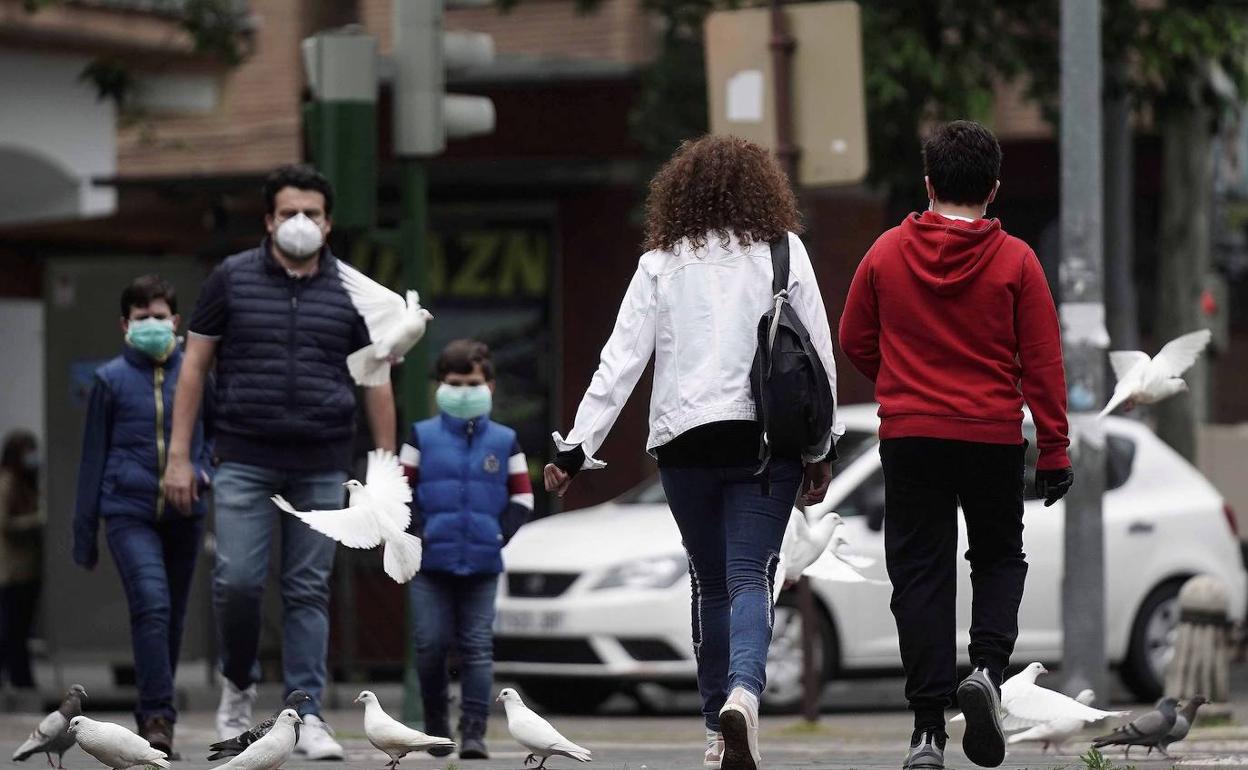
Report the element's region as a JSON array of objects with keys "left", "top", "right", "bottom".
[
  {"left": 762, "top": 593, "right": 837, "bottom": 713},
  {"left": 1120, "top": 579, "right": 1184, "bottom": 702},
  {"left": 513, "top": 678, "right": 617, "bottom": 714}
]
